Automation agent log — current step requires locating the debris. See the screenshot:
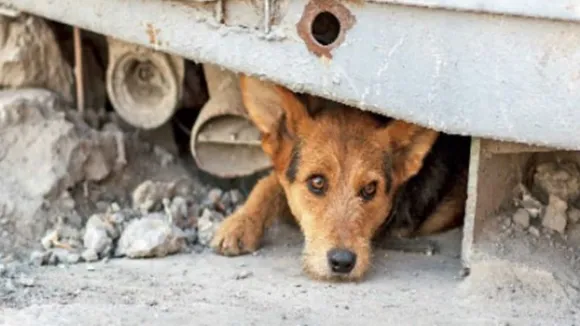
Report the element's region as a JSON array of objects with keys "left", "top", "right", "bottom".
[
  {"left": 206, "top": 188, "right": 223, "bottom": 207},
  {"left": 513, "top": 184, "right": 543, "bottom": 219},
  {"left": 197, "top": 208, "right": 225, "bottom": 247},
  {"left": 29, "top": 250, "right": 51, "bottom": 266},
  {"left": 81, "top": 248, "right": 99, "bottom": 262},
  {"left": 0, "top": 14, "right": 74, "bottom": 102},
  {"left": 83, "top": 214, "right": 114, "bottom": 257},
  {"left": 512, "top": 208, "right": 530, "bottom": 228},
  {"left": 131, "top": 180, "right": 177, "bottom": 214},
  {"left": 169, "top": 196, "right": 190, "bottom": 226},
  {"left": 568, "top": 208, "right": 580, "bottom": 224},
  {"left": 532, "top": 161, "right": 580, "bottom": 205},
  {"left": 115, "top": 213, "right": 186, "bottom": 259},
  {"left": 41, "top": 230, "right": 59, "bottom": 250},
  {"left": 17, "top": 274, "right": 35, "bottom": 287},
  {"left": 66, "top": 253, "right": 81, "bottom": 264},
  {"left": 542, "top": 195, "right": 568, "bottom": 234},
  {"left": 235, "top": 270, "right": 253, "bottom": 280}
]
